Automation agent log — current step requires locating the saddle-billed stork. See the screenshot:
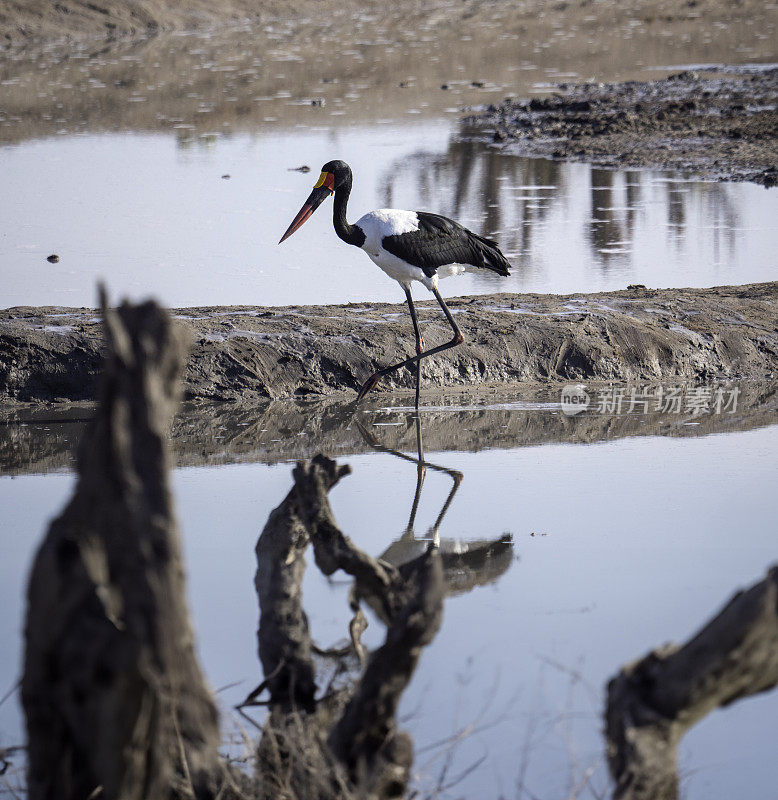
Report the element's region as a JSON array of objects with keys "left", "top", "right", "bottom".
[{"left": 279, "top": 160, "right": 512, "bottom": 407}]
